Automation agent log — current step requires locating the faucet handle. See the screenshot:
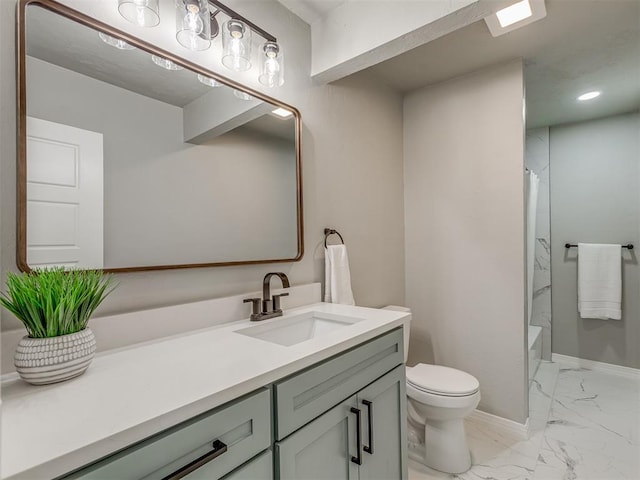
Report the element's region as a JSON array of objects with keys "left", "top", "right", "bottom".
[
  {"left": 261, "top": 298, "right": 272, "bottom": 314},
  {"left": 243, "top": 298, "right": 261, "bottom": 320},
  {"left": 272, "top": 292, "right": 289, "bottom": 312}
]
